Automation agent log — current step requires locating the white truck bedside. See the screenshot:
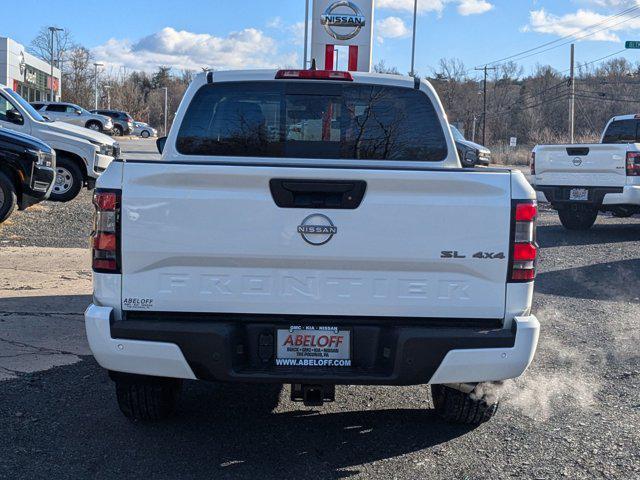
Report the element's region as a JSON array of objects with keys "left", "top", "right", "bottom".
[{"left": 85, "top": 69, "right": 540, "bottom": 425}]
